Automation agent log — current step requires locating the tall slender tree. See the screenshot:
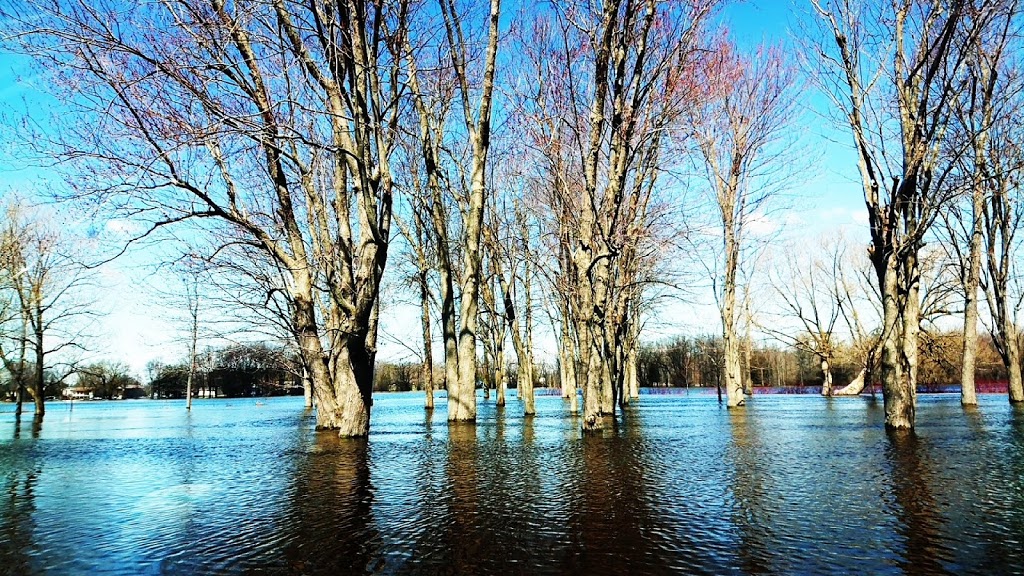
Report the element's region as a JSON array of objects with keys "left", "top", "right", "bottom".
[{"left": 689, "top": 41, "right": 801, "bottom": 407}]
